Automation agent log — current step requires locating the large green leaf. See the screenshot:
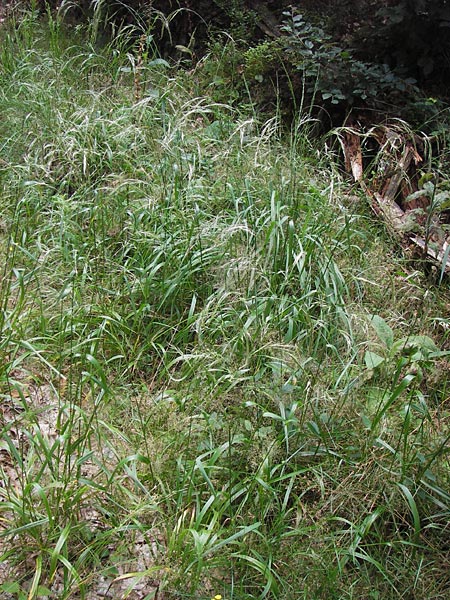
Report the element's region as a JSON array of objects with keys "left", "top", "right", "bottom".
[
  {"left": 370, "top": 315, "right": 394, "bottom": 349},
  {"left": 364, "top": 350, "right": 385, "bottom": 369}
]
